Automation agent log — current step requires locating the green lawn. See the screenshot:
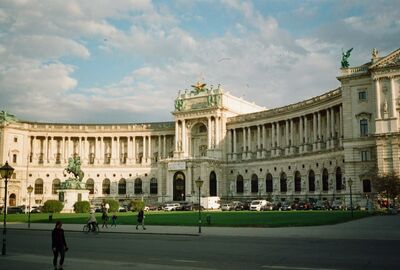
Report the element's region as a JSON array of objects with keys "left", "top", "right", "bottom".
[{"left": 4, "top": 210, "right": 375, "bottom": 227}]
